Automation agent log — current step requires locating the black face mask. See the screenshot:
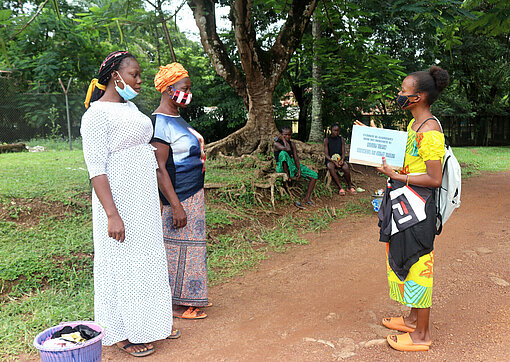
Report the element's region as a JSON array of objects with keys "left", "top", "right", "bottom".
[{"left": 396, "top": 94, "right": 418, "bottom": 109}]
